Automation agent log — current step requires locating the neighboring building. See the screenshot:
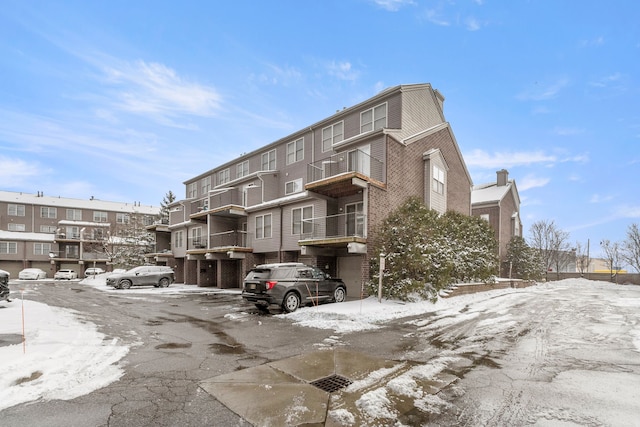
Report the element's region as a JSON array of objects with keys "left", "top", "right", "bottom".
[
  {"left": 0, "top": 191, "right": 159, "bottom": 277},
  {"left": 163, "top": 83, "right": 473, "bottom": 296},
  {"left": 471, "top": 169, "right": 522, "bottom": 275}
]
